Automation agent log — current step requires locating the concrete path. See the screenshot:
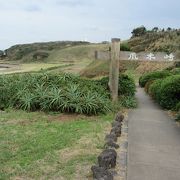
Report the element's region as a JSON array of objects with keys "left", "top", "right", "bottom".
[{"left": 127, "top": 87, "right": 180, "bottom": 180}]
